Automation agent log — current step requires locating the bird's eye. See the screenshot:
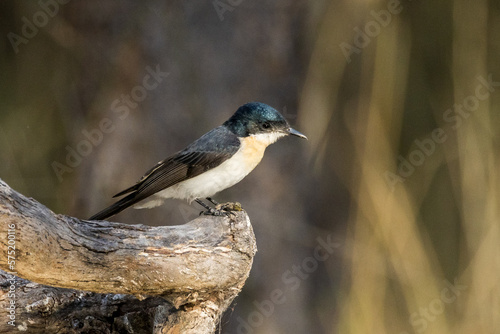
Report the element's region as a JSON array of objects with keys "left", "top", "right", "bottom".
[{"left": 262, "top": 122, "right": 271, "bottom": 129}]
